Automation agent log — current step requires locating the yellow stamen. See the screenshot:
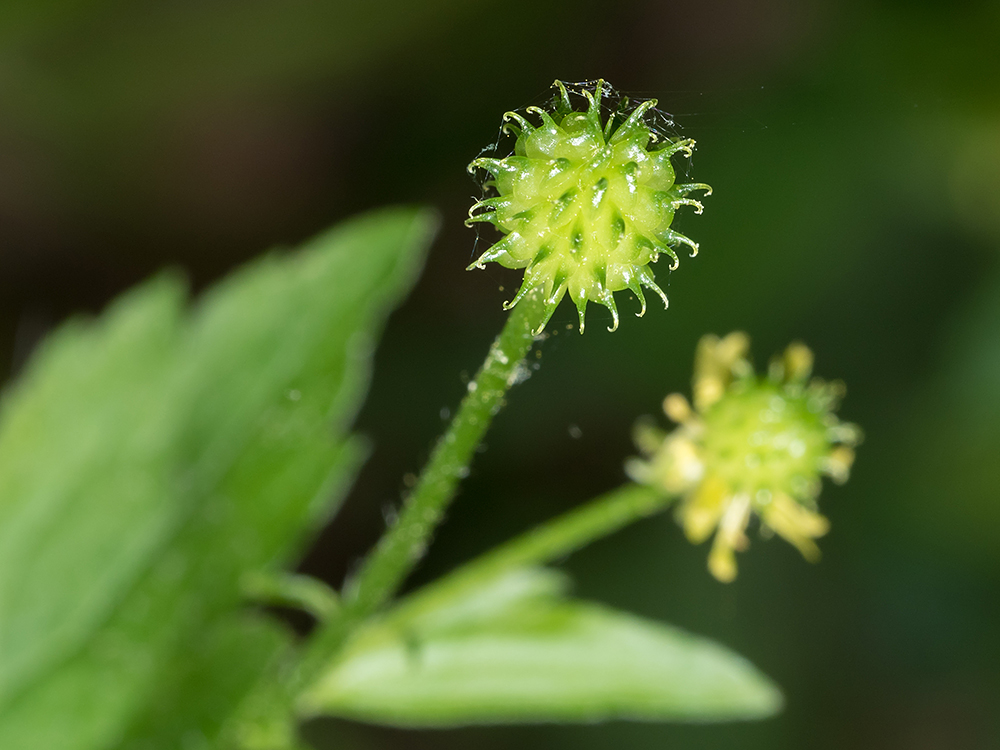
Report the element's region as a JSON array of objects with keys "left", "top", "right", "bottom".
[
  {"left": 761, "top": 493, "right": 829, "bottom": 562},
  {"left": 707, "top": 494, "right": 752, "bottom": 583}
]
